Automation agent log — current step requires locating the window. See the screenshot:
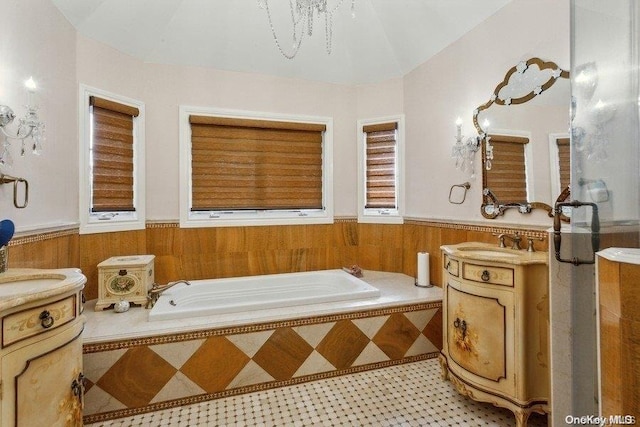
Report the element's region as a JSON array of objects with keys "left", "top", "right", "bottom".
[
  {"left": 79, "top": 85, "right": 145, "bottom": 234},
  {"left": 357, "top": 116, "right": 404, "bottom": 224},
  {"left": 179, "top": 107, "right": 333, "bottom": 227},
  {"left": 484, "top": 134, "right": 530, "bottom": 202}
]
